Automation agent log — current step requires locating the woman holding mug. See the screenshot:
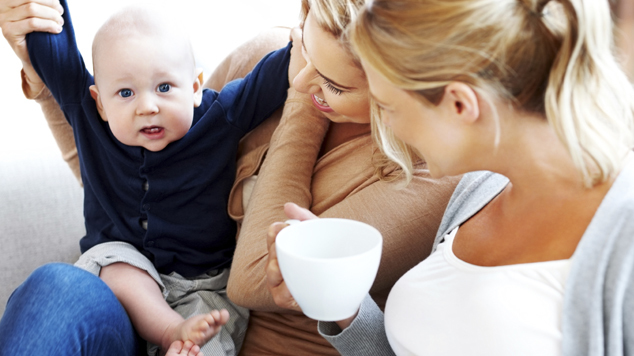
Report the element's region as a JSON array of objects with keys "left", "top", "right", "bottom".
[{"left": 267, "top": 0, "right": 634, "bottom": 355}]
